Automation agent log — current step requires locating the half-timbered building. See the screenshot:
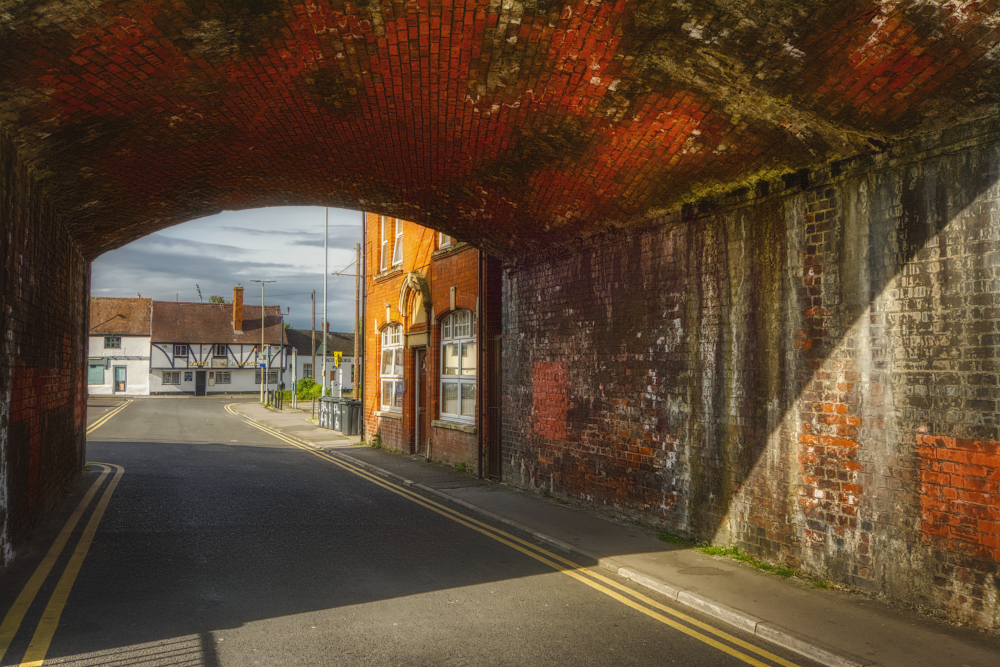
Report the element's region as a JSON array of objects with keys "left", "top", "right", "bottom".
[{"left": 149, "top": 286, "right": 286, "bottom": 395}]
